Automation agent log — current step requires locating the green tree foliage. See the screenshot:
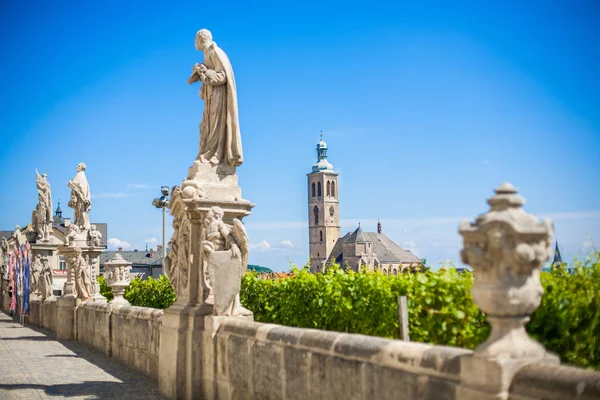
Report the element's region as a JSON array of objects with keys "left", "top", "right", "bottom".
[
  {"left": 123, "top": 275, "right": 176, "bottom": 309},
  {"left": 247, "top": 264, "right": 273, "bottom": 273}
]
